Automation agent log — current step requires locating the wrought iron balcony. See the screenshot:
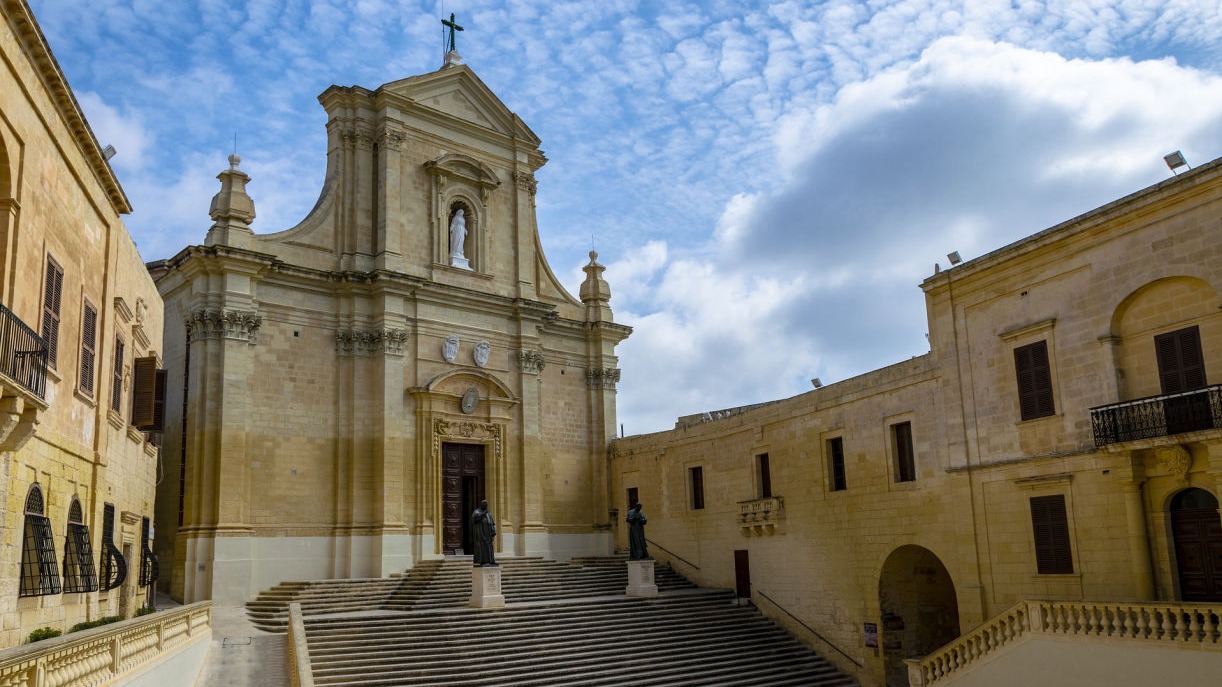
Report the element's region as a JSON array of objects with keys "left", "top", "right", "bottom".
[
  {"left": 0, "top": 303, "right": 48, "bottom": 399},
  {"left": 1091, "top": 385, "right": 1222, "bottom": 447}
]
